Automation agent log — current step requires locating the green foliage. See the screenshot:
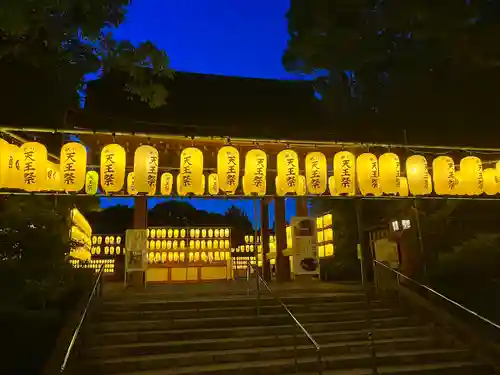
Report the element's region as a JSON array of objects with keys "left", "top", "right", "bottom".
[
  {"left": 284, "top": 1, "right": 500, "bottom": 121},
  {"left": 0, "top": 0, "right": 172, "bottom": 117}
]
